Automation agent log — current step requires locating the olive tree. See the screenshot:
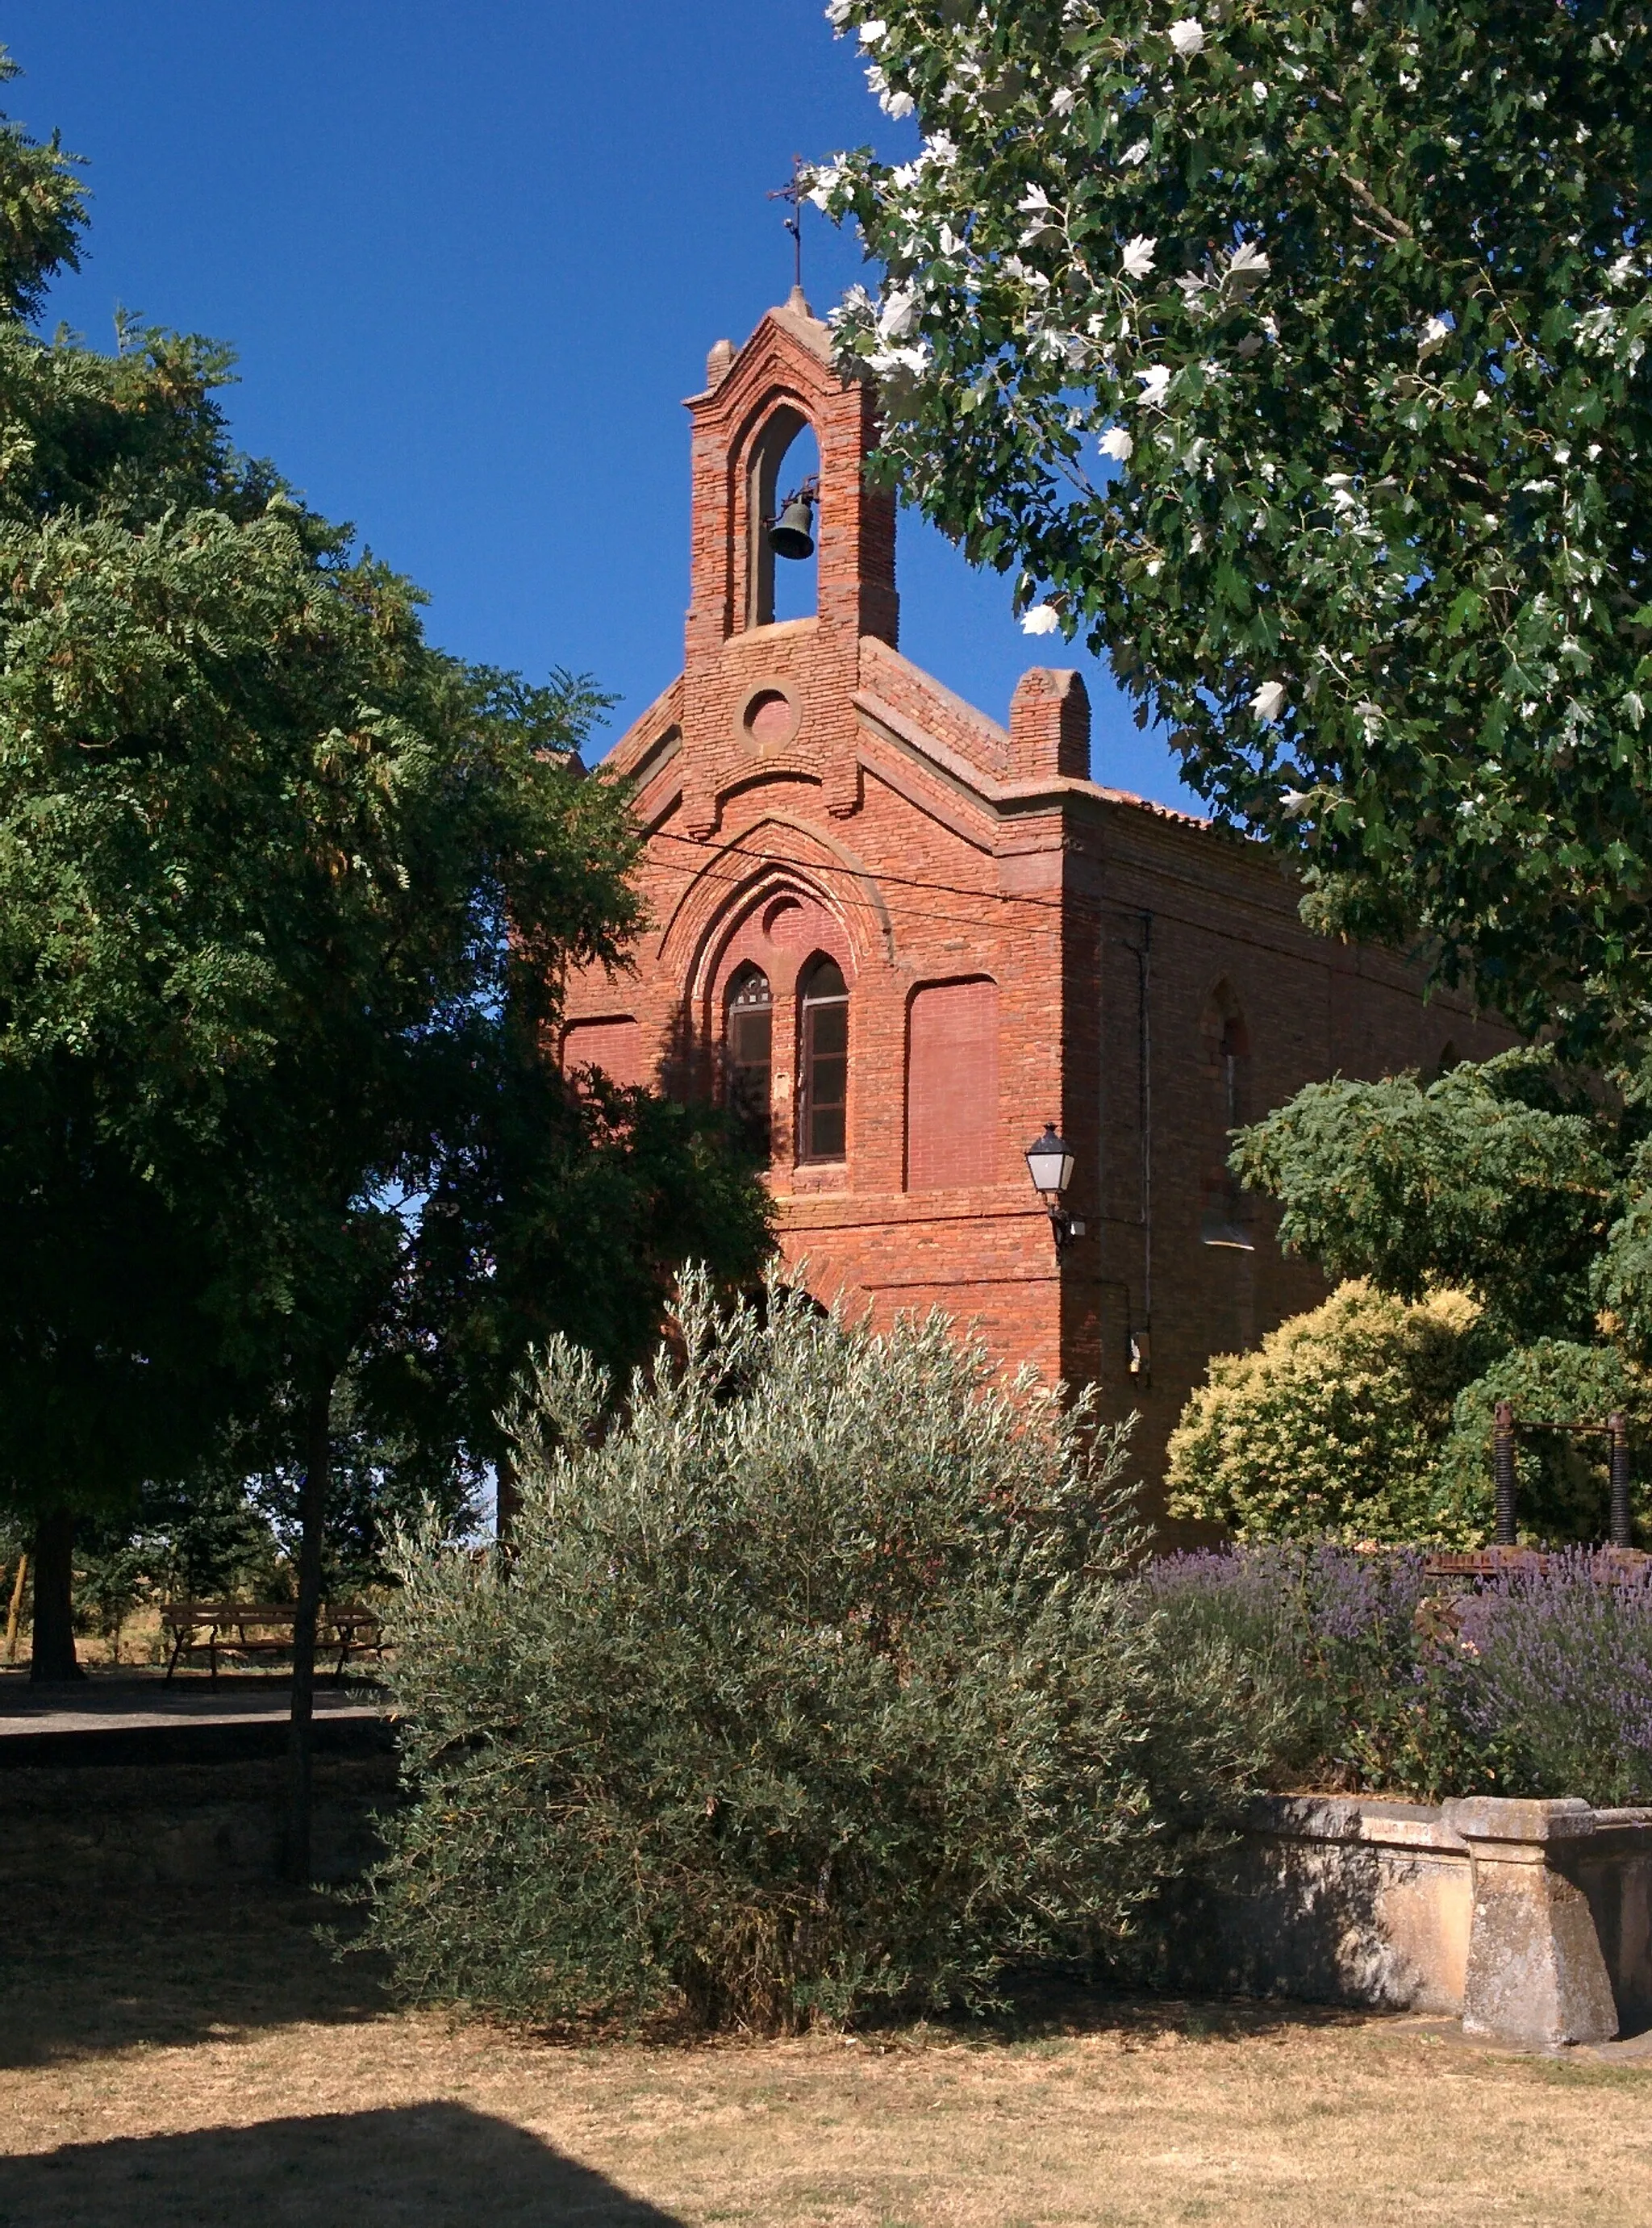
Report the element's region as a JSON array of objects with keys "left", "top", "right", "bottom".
[{"left": 365, "top": 1275, "right": 1280, "bottom": 2030}]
